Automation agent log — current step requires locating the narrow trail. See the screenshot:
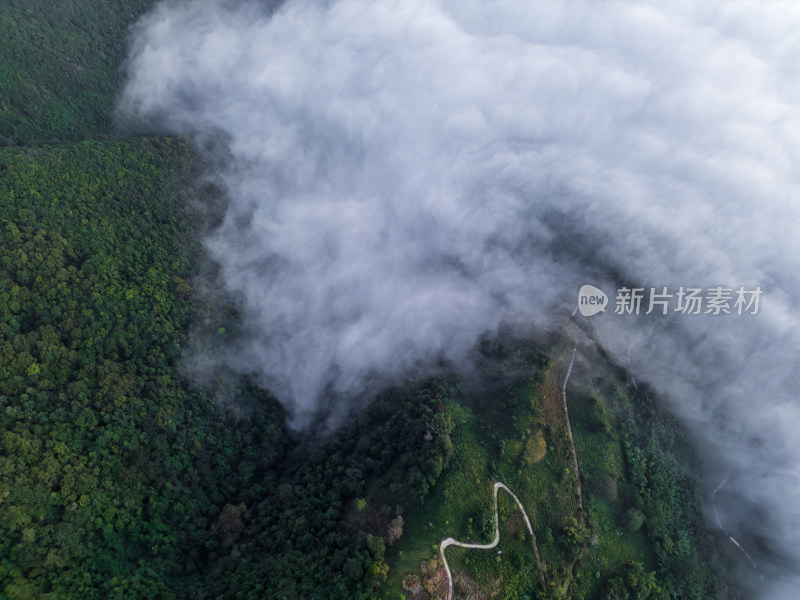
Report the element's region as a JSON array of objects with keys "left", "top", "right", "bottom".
[
  {"left": 558, "top": 342, "right": 585, "bottom": 598},
  {"left": 712, "top": 473, "right": 761, "bottom": 574},
  {"left": 439, "top": 482, "right": 546, "bottom": 600},
  {"left": 562, "top": 342, "right": 583, "bottom": 514}
]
